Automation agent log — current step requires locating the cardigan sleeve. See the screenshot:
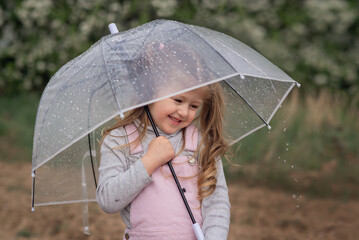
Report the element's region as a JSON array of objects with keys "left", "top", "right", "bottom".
[
  {"left": 96, "top": 128, "right": 152, "bottom": 214},
  {"left": 201, "top": 158, "right": 231, "bottom": 239}
]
